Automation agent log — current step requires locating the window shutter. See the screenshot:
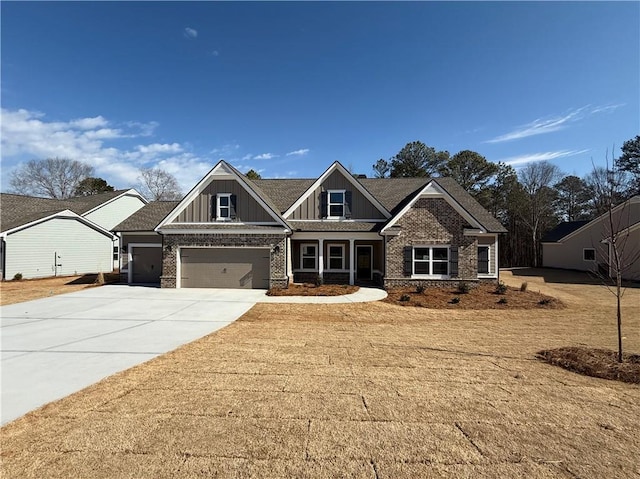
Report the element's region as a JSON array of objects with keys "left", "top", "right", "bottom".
[
  {"left": 211, "top": 195, "right": 217, "bottom": 220},
  {"left": 450, "top": 247, "right": 459, "bottom": 277},
  {"left": 230, "top": 194, "right": 237, "bottom": 220},
  {"left": 344, "top": 191, "right": 352, "bottom": 219},
  {"left": 404, "top": 246, "right": 413, "bottom": 276},
  {"left": 320, "top": 191, "right": 328, "bottom": 218}
]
